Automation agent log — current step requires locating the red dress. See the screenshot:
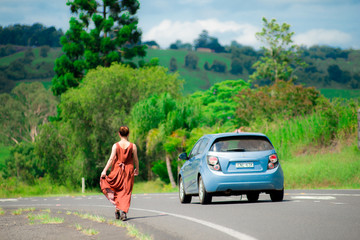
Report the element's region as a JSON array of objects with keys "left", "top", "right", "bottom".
[{"left": 100, "top": 142, "right": 135, "bottom": 213}]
